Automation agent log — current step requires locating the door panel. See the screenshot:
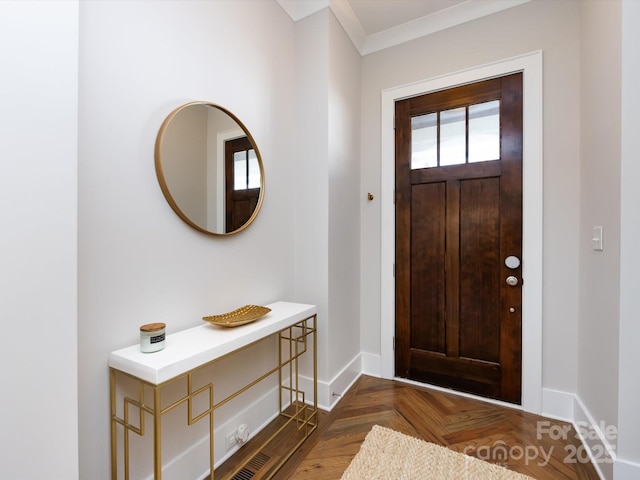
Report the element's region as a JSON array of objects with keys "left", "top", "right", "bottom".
[
  {"left": 459, "top": 177, "right": 501, "bottom": 362},
  {"left": 410, "top": 183, "right": 446, "bottom": 354},
  {"left": 395, "top": 73, "right": 523, "bottom": 404}
]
